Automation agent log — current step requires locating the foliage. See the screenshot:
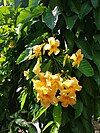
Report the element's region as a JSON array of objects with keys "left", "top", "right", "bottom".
[{"left": 0, "top": 0, "right": 100, "bottom": 133}]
